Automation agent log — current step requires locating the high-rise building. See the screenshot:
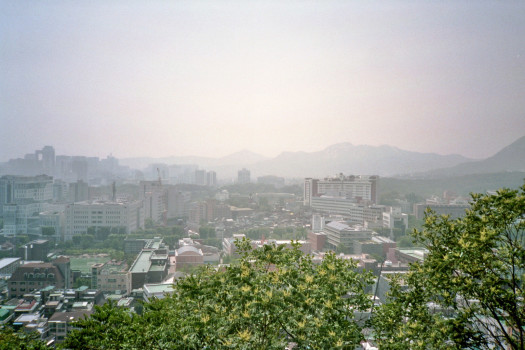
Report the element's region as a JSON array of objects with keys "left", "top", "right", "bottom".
[
  {"left": 237, "top": 168, "right": 251, "bottom": 184},
  {"left": 139, "top": 180, "right": 166, "bottom": 224},
  {"left": 304, "top": 174, "right": 379, "bottom": 206}
]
